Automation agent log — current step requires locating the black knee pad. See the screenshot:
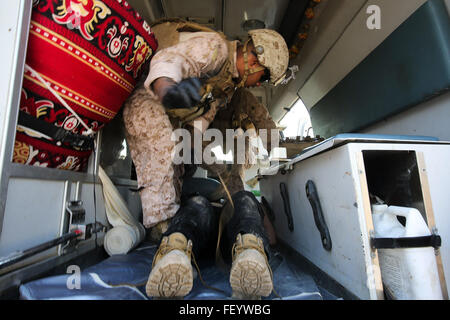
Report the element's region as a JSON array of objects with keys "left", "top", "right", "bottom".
[
  {"left": 184, "top": 194, "right": 211, "bottom": 209},
  {"left": 232, "top": 191, "right": 265, "bottom": 220},
  {"left": 232, "top": 190, "right": 255, "bottom": 201},
  {"left": 166, "top": 194, "right": 219, "bottom": 258}
]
